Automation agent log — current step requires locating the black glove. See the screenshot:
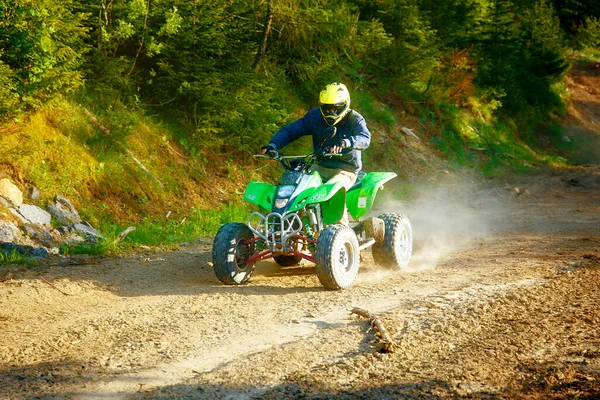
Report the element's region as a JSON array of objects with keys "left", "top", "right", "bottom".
[{"left": 261, "top": 144, "right": 278, "bottom": 158}]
